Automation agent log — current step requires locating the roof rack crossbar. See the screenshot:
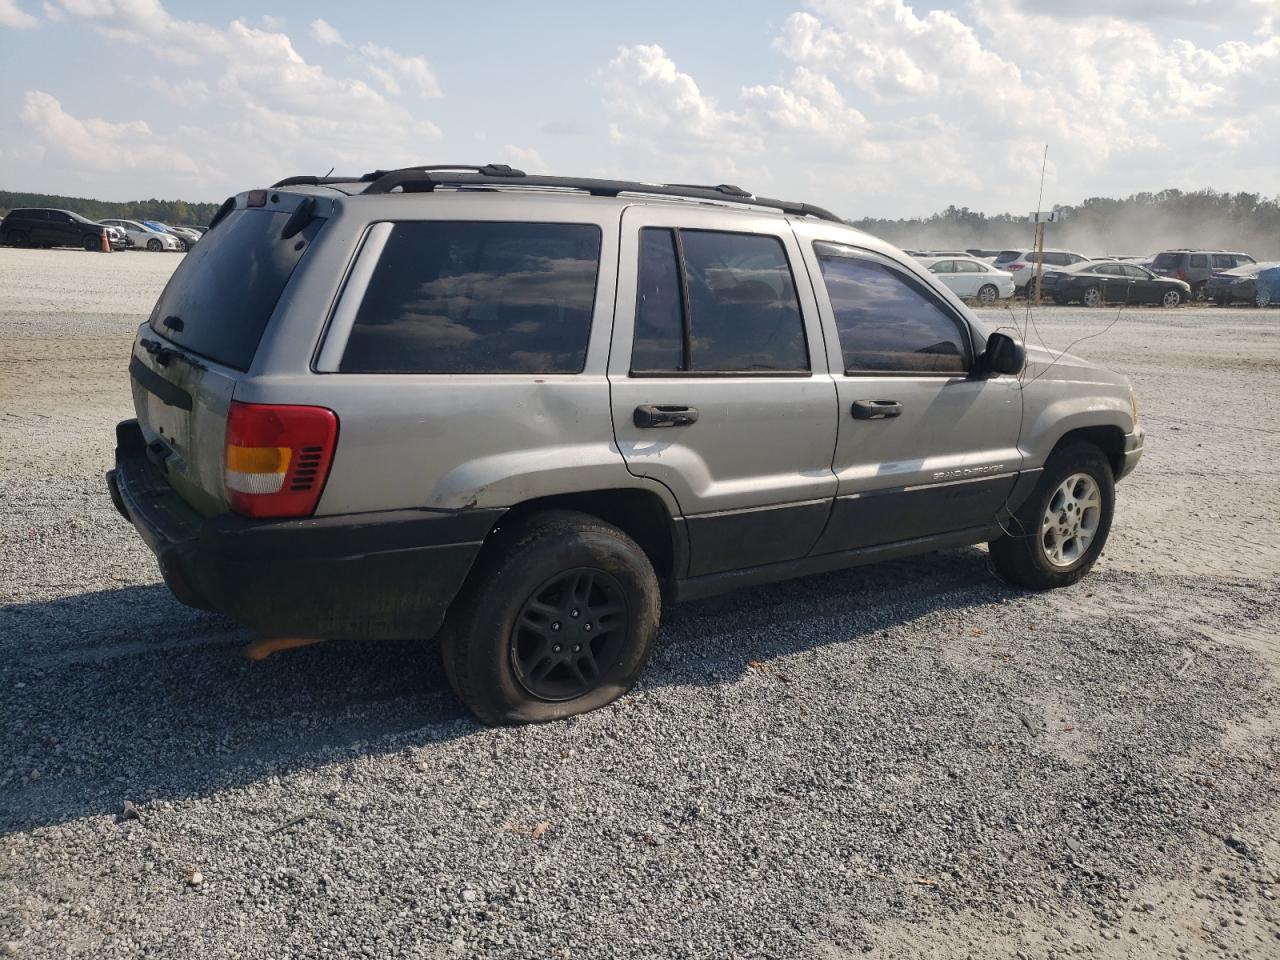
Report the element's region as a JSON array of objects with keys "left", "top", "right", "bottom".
[
  {"left": 359, "top": 168, "right": 842, "bottom": 222},
  {"left": 271, "top": 164, "right": 526, "bottom": 190}
]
